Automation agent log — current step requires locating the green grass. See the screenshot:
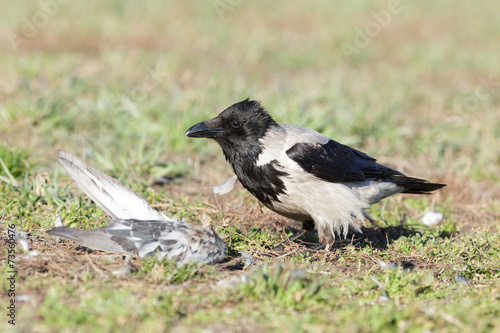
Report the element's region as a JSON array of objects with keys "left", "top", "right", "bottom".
[
  {"left": 0, "top": 145, "right": 29, "bottom": 186},
  {"left": 0, "top": 0, "right": 499, "bottom": 332}
]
